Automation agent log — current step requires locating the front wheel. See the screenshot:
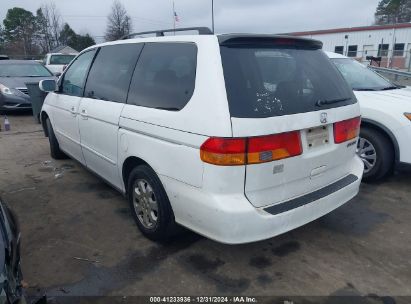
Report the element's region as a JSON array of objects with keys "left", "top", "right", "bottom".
[
  {"left": 127, "top": 165, "right": 178, "bottom": 241},
  {"left": 357, "top": 127, "right": 394, "bottom": 182}
]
